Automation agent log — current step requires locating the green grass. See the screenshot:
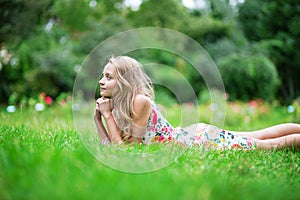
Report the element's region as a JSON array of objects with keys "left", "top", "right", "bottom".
[{"left": 1, "top": 103, "right": 300, "bottom": 200}]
